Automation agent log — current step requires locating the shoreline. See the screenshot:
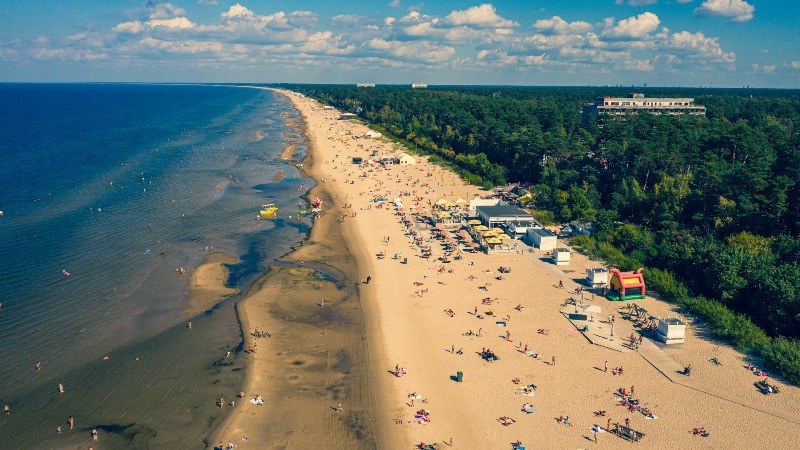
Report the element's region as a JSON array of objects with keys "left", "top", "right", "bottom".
[{"left": 208, "top": 88, "right": 383, "bottom": 449}]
